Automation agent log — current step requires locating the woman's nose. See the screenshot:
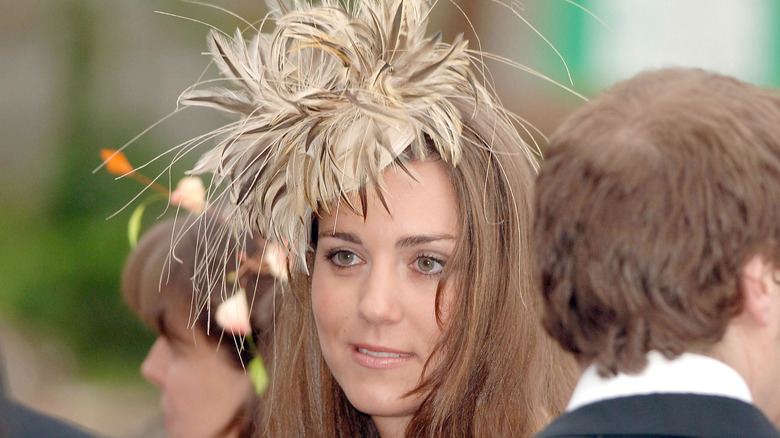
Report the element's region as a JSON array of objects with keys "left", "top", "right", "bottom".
[
  {"left": 141, "top": 337, "right": 171, "bottom": 387},
  {"left": 358, "top": 261, "right": 403, "bottom": 324}
]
